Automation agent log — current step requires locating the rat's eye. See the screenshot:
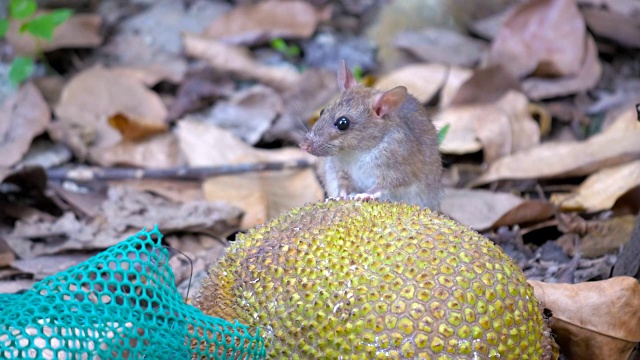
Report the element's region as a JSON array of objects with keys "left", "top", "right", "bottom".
[
  {"left": 334, "top": 116, "right": 350, "bottom": 131},
  {"left": 319, "top": 108, "right": 325, "bottom": 116}
]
